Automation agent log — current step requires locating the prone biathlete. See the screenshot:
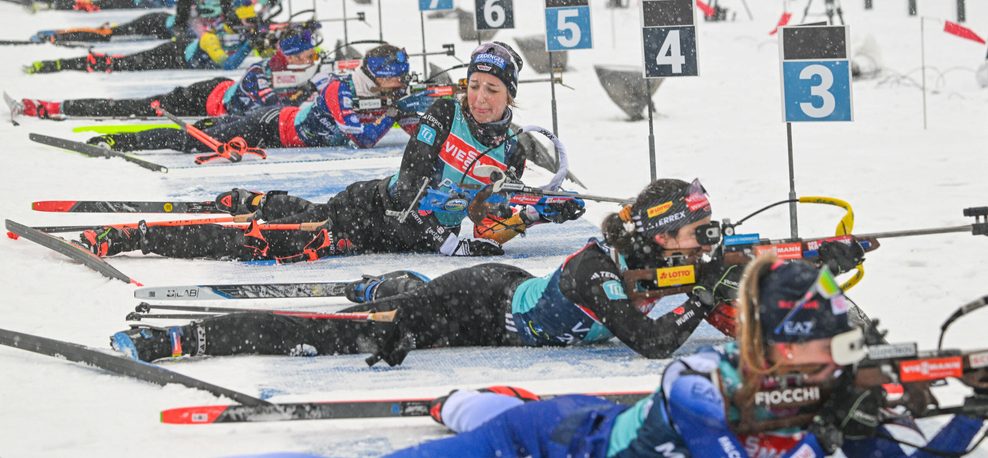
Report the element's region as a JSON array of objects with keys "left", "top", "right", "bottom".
[
  {"left": 14, "top": 29, "right": 321, "bottom": 120},
  {"left": 388, "top": 257, "right": 986, "bottom": 458},
  {"left": 24, "top": 6, "right": 261, "bottom": 74},
  {"left": 76, "top": 42, "right": 566, "bottom": 264},
  {"left": 82, "top": 43, "right": 425, "bottom": 152},
  {"left": 106, "top": 178, "right": 747, "bottom": 364}
]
